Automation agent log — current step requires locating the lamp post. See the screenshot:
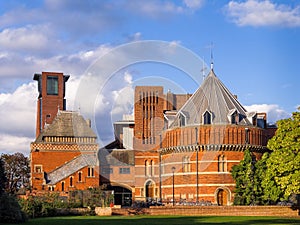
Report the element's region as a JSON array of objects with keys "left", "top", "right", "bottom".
[
  {"left": 195, "top": 127, "right": 199, "bottom": 204},
  {"left": 172, "top": 166, "right": 176, "bottom": 206}
]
